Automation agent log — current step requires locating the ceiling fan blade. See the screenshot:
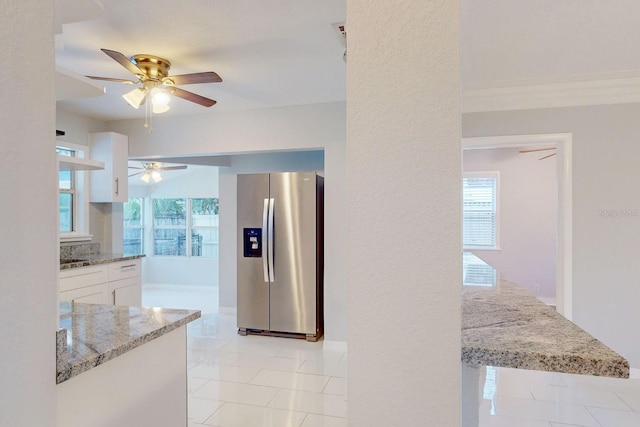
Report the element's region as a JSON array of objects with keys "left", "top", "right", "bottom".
[
  {"left": 86, "top": 76, "right": 138, "bottom": 84},
  {"left": 101, "top": 48, "right": 145, "bottom": 77},
  {"left": 170, "top": 87, "right": 217, "bottom": 107},
  {"left": 159, "top": 165, "right": 188, "bottom": 171},
  {"left": 128, "top": 172, "right": 143, "bottom": 177},
  {"left": 519, "top": 147, "right": 556, "bottom": 153},
  {"left": 127, "top": 166, "right": 145, "bottom": 170},
  {"left": 164, "top": 72, "right": 222, "bottom": 85},
  {"left": 539, "top": 153, "right": 557, "bottom": 160}
]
